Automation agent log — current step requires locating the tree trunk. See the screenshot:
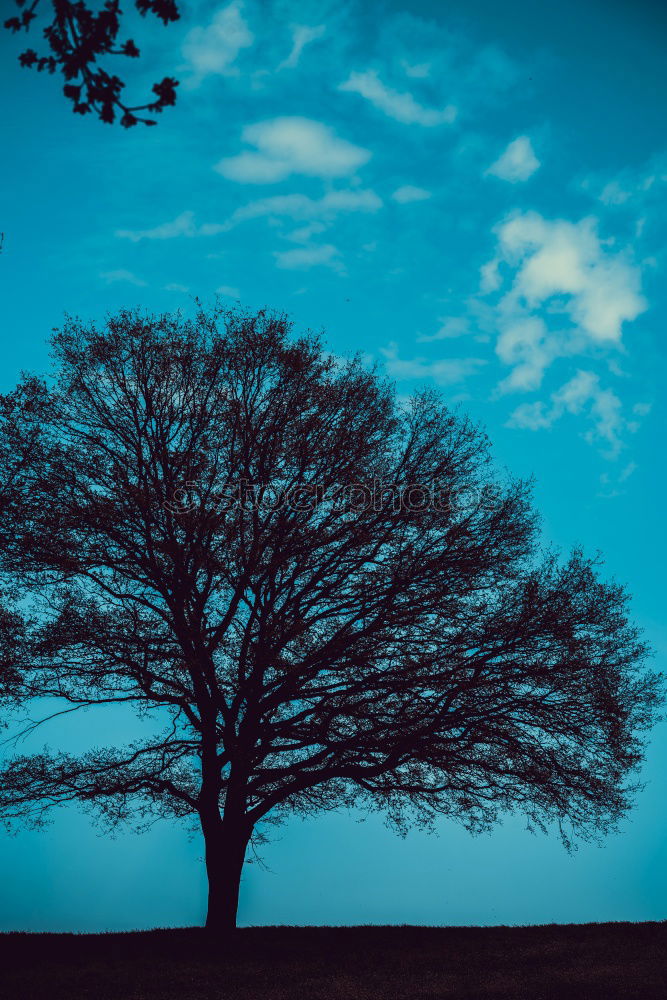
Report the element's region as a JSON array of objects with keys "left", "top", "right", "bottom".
[{"left": 202, "top": 814, "right": 250, "bottom": 933}]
